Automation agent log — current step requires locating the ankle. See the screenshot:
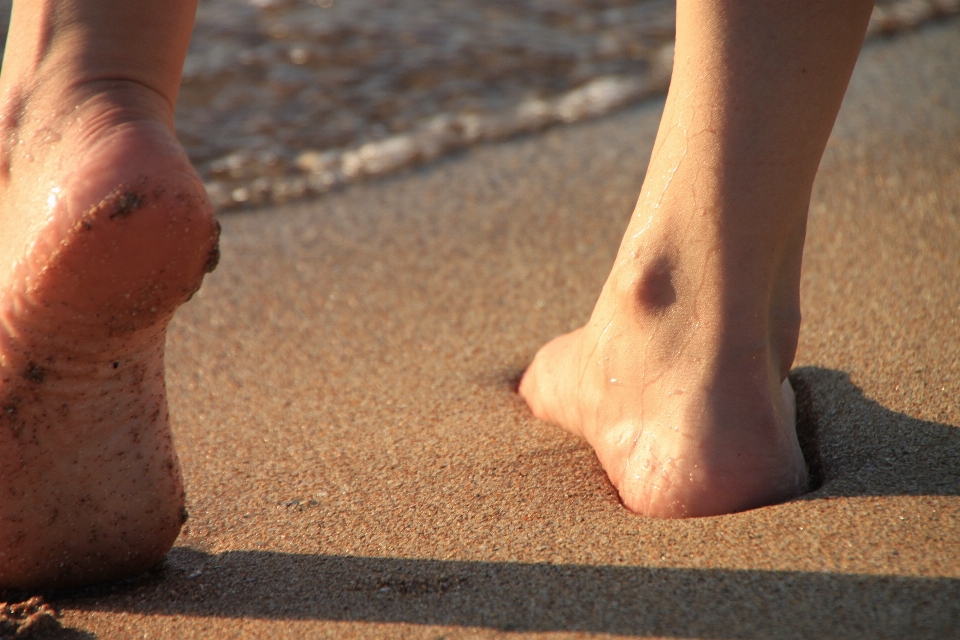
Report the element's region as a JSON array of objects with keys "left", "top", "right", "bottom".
[
  {"left": 1, "top": 1, "right": 197, "bottom": 113},
  {"left": 1, "top": 75, "right": 176, "bottom": 146},
  {"left": 609, "top": 206, "right": 803, "bottom": 375}
]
